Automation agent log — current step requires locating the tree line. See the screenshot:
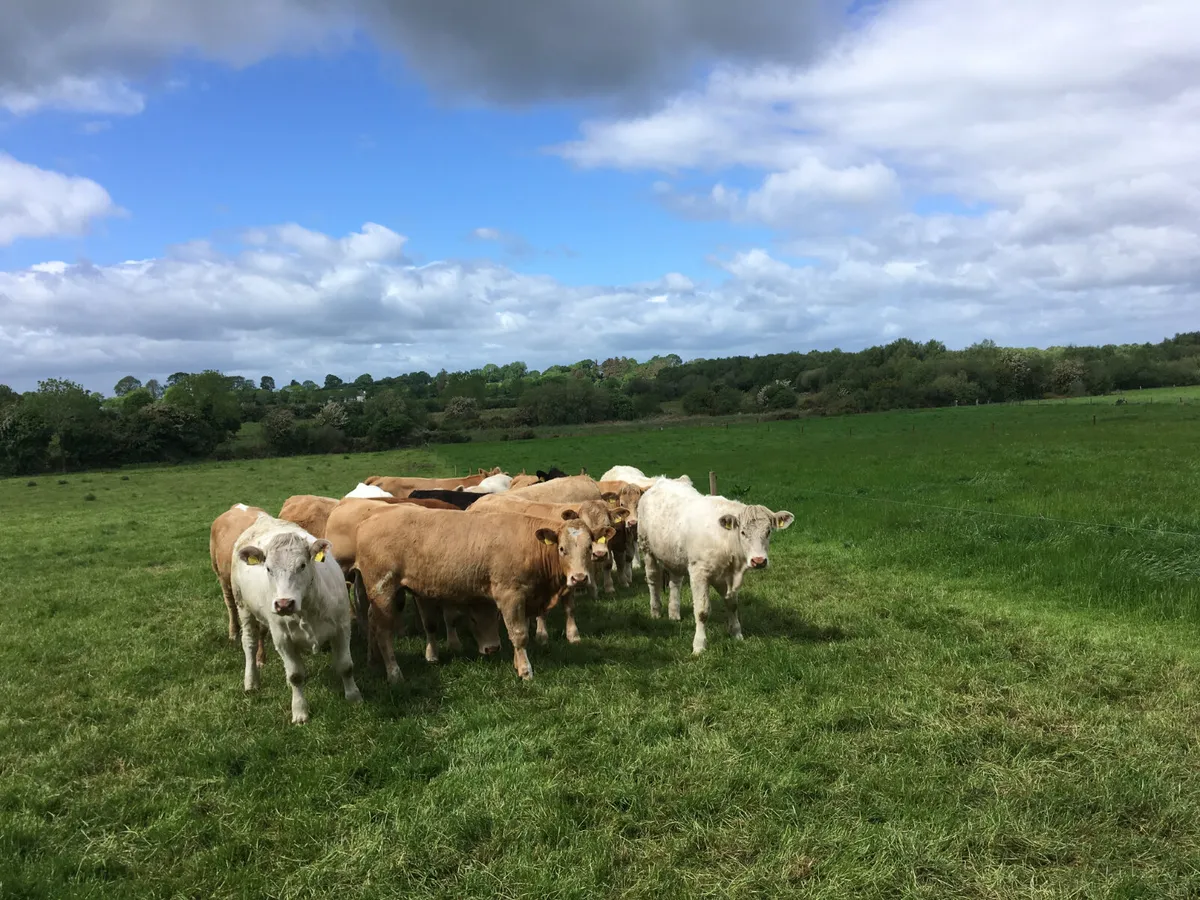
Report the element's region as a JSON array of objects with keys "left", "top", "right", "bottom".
[{"left": 3, "top": 333, "right": 1199, "bottom": 475}]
